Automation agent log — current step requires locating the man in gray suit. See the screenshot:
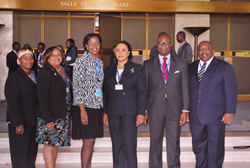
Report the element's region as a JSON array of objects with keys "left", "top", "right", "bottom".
[
  {"left": 144, "top": 32, "right": 190, "bottom": 168},
  {"left": 176, "top": 31, "right": 192, "bottom": 64}
]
